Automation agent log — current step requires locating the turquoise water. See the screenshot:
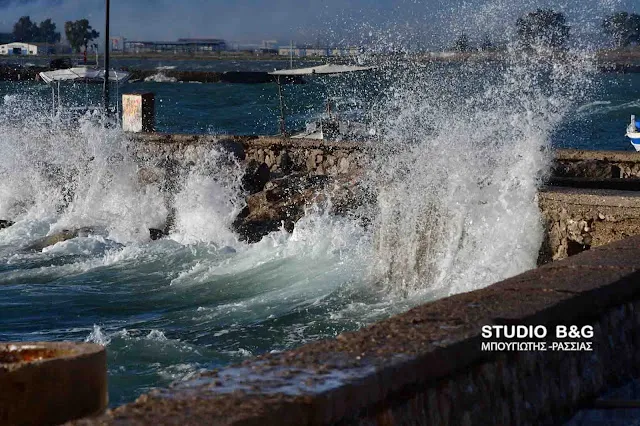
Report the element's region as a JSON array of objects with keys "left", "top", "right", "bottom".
[{"left": 0, "top": 58, "right": 638, "bottom": 407}]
